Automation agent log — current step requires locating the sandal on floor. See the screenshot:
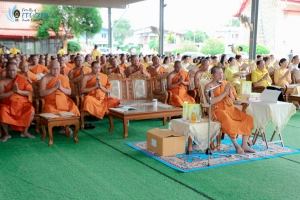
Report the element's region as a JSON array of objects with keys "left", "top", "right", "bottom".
[
  {"left": 84, "top": 124, "right": 91, "bottom": 130},
  {"left": 89, "top": 124, "right": 95, "bottom": 129}
]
